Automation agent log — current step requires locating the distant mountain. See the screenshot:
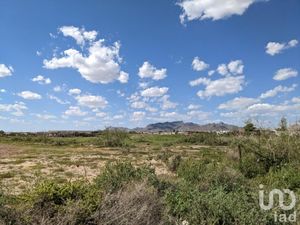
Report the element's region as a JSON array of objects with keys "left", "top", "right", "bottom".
[{"left": 132, "top": 121, "right": 240, "bottom": 133}]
